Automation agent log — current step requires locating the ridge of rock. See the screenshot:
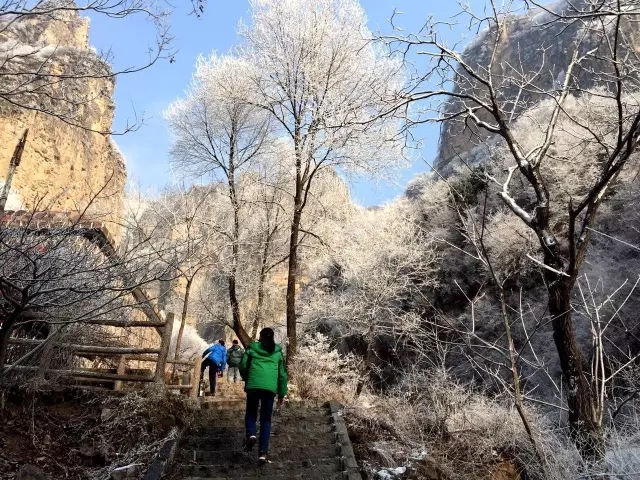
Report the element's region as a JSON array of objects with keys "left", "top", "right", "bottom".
[
  {"left": 0, "top": 7, "right": 125, "bottom": 226},
  {"left": 432, "top": 0, "right": 640, "bottom": 178}
]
